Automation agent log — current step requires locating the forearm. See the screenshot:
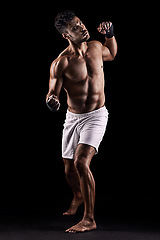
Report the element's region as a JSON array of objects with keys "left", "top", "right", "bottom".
[{"left": 104, "top": 36, "right": 117, "bottom": 58}]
